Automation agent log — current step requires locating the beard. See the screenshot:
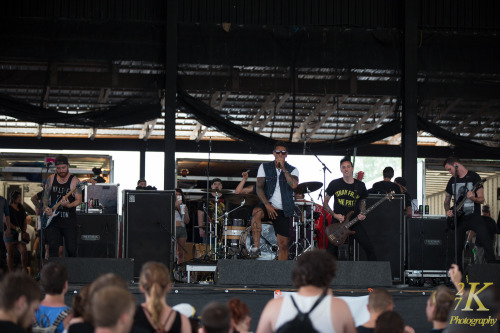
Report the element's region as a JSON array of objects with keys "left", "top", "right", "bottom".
[{"left": 57, "top": 170, "right": 68, "bottom": 178}]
